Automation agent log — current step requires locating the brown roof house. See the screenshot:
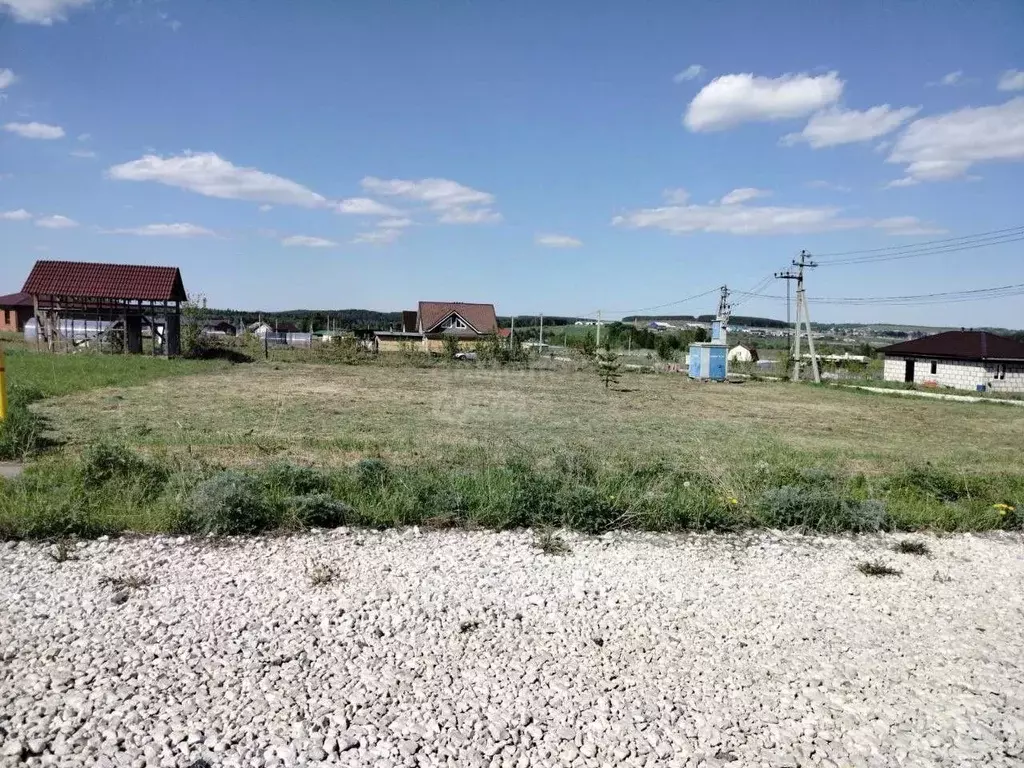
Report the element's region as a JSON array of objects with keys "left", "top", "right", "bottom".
[
  {"left": 375, "top": 301, "right": 501, "bottom": 353},
  {"left": 880, "top": 330, "right": 1024, "bottom": 394},
  {"left": 19, "top": 259, "right": 188, "bottom": 355},
  {"left": 0, "top": 292, "right": 34, "bottom": 333}
]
